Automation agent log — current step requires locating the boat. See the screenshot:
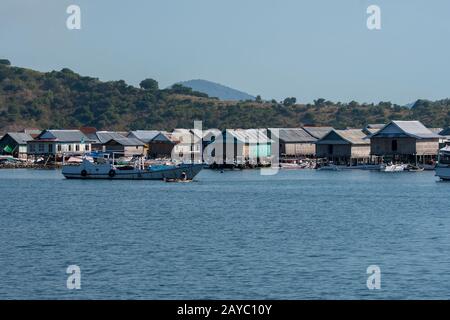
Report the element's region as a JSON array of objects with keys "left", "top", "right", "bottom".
[
  {"left": 435, "top": 146, "right": 450, "bottom": 180},
  {"left": 62, "top": 153, "right": 203, "bottom": 180},
  {"left": 380, "top": 163, "right": 407, "bottom": 172}
]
